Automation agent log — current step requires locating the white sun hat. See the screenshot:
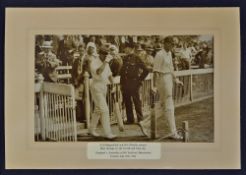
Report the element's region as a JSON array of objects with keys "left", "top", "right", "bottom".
[
  {"left": 86, "top": 42, "right": 97, "bottom": 50},
  {"left": 109, "top": 44, "right": 119, "bottom": 53},
  {"left": 41, "top": 41, "right": 53, "bottom": 48}
]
